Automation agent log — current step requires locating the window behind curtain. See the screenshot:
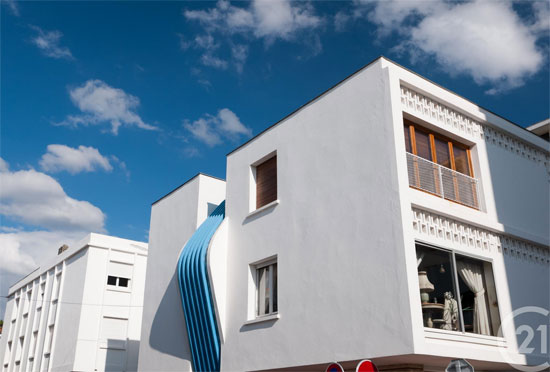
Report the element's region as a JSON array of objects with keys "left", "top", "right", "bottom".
[
  {"left": 256, "top": 261, "right": 278, "bottom": 317},
  {"left": 256, "top": 156, "right": 277, "bottom": 209},
  {"left": 416, "top": 243, "right": 501, "bottom": 336}
]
